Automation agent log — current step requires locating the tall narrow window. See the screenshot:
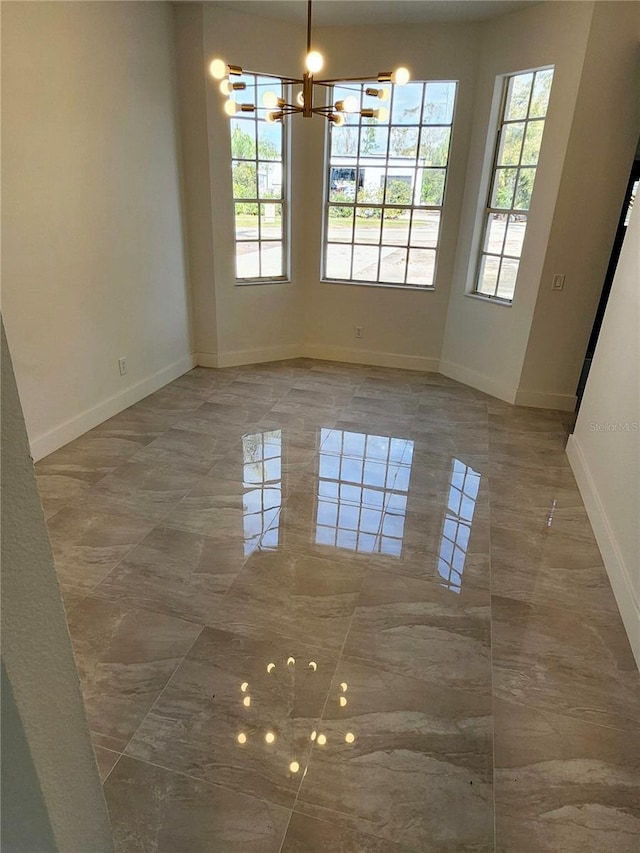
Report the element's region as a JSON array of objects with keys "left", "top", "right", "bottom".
[
  {"left": 475, "top": 68, "right": 554, "bottom": 301},
  {"left": 323, "top": 81, "right": 457, "bottom": 288},
  {"left": 231, "top": 75, "right": 288, "bottom": 282}
]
